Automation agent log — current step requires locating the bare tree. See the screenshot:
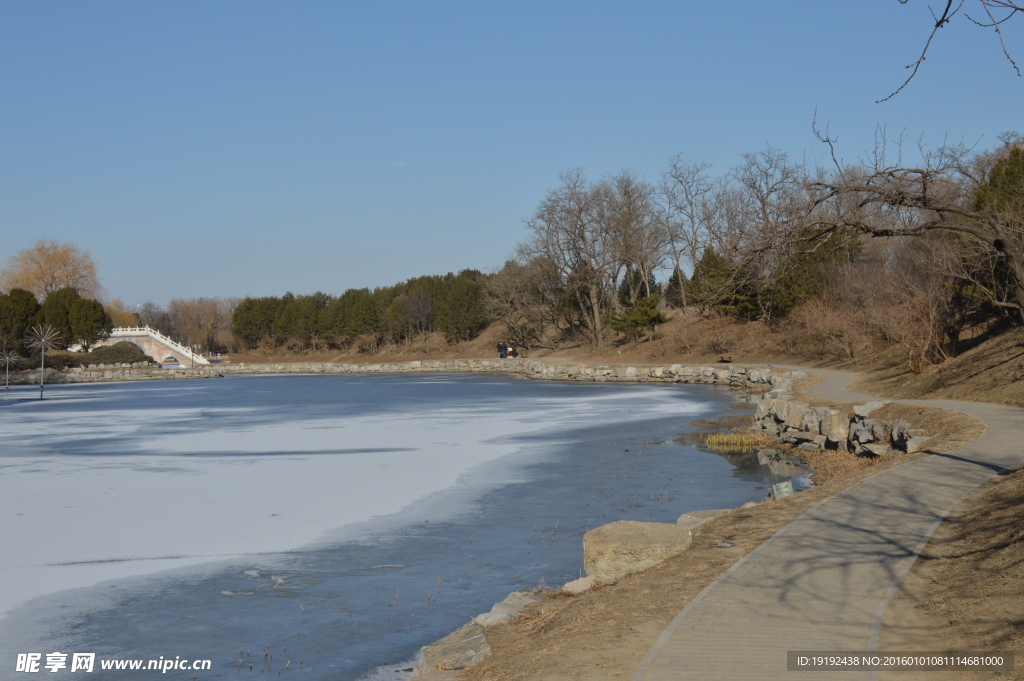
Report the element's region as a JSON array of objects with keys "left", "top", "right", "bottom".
[
  {"left": 137, "top": 302, "right": 174, "bottom": 336},
  {"left": 487, "top": 258, "right": 554, "bottom": 346},
  {"left": 810, "top": 134, "right": 1024, "bottom": 322},
  {"left": 883, "top": 0, "right": 1022, "bottom": 101},
  {"left": 523, "top": 169, "right": 623, "bottom": 347},
  {"left": 103, "top": 299, "right": 139, "bottom": 328},
  {"left": 660, "top": 156, "right": 718, "bottom": 283},
  {"left": 609, "top": 171, "right": 666, "bottom": 305},
  {"left": 672, "top": 148, "right": 813, "bottom": 320},
  {"left": 167, "top": 298, "right": 237, "bottom": 353}
]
